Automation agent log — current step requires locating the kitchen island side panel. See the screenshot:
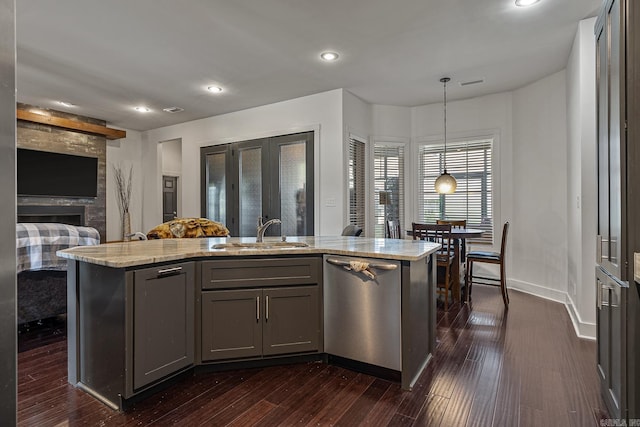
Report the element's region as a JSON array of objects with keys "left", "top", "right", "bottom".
[
  {"left": 401, "top": 254, "right": 435, "bottom": 390},
  {"left": 78, "top": 262, "right": 128, "bottom": 408}
]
